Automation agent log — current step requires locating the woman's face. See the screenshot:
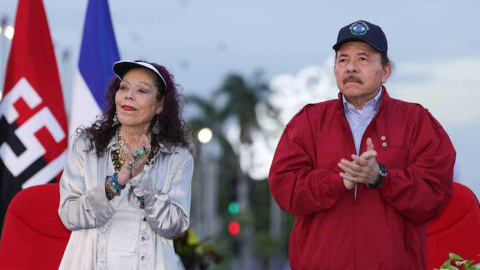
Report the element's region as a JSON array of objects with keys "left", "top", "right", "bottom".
[{"left": 115, "top": 68, "right": 163, "bottom": 130}]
